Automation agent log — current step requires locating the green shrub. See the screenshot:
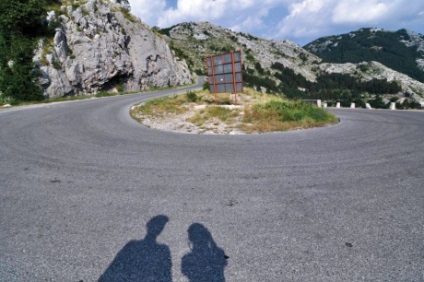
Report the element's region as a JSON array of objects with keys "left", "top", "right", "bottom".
[
  {"left": 253, "top": 100, "right": 335, "bottom": 122},
  {"left": 202, "top": 81, "right": 209, "bottom": 91},
  {"left": 120, "top": 7, "right": 137, "bottom": 23},
  {"left": 0, "top": 0, "right": 61, "bottom": 102},
  {"left": 186, "top": 91, "right": 198, "bottom": 102},
  {"left": 368, "top": 95, "right": 388, "bottom": 109},
  {"left": 71, "top": 3, "right": 80, "bottom": 10}
]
